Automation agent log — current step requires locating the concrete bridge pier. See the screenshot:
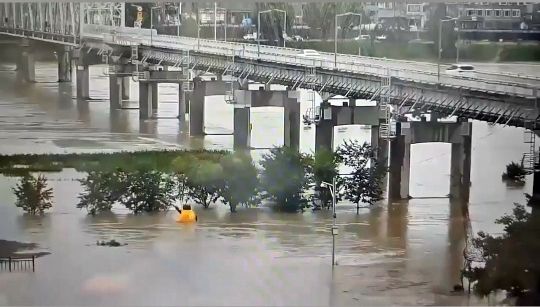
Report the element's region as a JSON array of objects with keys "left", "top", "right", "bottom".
[
  {"left": 76, "top": 65, "right": 90, "bottom": 99},
  {"left": 231, "top": 88, "right": 300, "bottom": 150},
  {"left": 388, "top": 119, "right": 472, "bottom": 201},
  {"left": 178, "top": 83, "right": 186, "bottom": 121},
  {"left": 122, "top": 77, "right": 130, "bottom": 100},
  {"left": 189, "top": 79, "right": 231, "bottom": 136},
  {"left": 314, "top": 100, "right": 382, "bottom": 153},
  {"left": 57, "top": 46, "right": 72, "bottom": 82},
  {"left": 233, "top": 106, "right": 251, "bottom": 150},
  {"left": 109, "top": 74, "right": 123, "bottom": 110},
  {"left": 19, "top": 38, "right": 35, "bottom": 82},
  {"left": 139, "top": 82, "right": 159, "bottom": 119}
]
